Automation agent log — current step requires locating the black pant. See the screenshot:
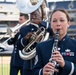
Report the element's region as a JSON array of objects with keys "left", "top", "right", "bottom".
[
  {"left": 22, "top": 70, "right": 33, "bottom": 75},
  {"left": 10, "top": 65, "right": 23, "bottom": 75}
]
